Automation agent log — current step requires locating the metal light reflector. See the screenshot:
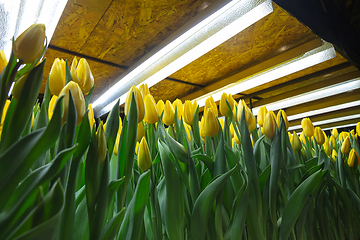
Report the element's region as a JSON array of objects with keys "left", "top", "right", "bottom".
[
  {"left": 252, "top": 78, "right": 360, "bottom": 116},
  {"left": 195, "top": 41, "right": 336, "bottom": 107},
  {"left": 93, "top": 0, "right": 273, "bottom": 116},
  {"left": 0, "top": 0, "right": 68, "bottom": 57}
]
